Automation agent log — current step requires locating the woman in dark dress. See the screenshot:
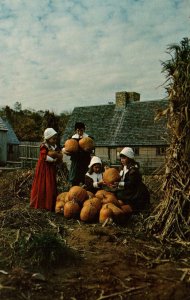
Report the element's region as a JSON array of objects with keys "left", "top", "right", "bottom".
[
  {"left": 65, "top": 122, "right": 94, "bottom": 186},
  {"left": 115, "top": 147, "right": 150, "bottom": 214}
]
